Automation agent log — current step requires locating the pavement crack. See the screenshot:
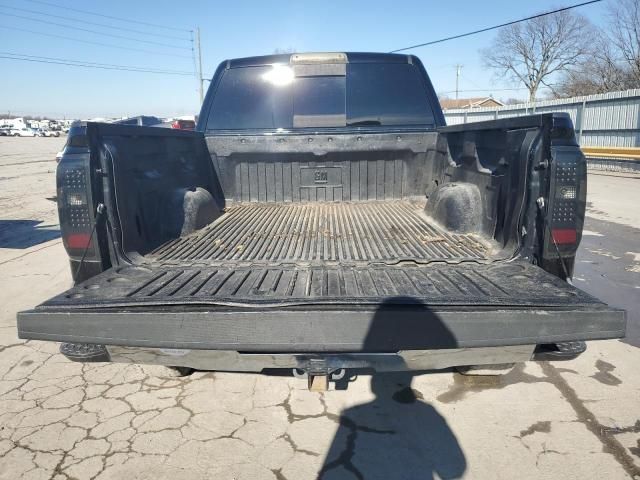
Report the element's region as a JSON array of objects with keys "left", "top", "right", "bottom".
[
  {"left": 280, "top": 384, "right": 295, "bottom": 424},
  {"left": 228, "top": 416, "right": 249, "bottom": 439},
  {"left": 271, "top": 467, "right": 289, "bottom": 480},
  {"left": 541, "top": 362, "right": 640, "bottom": 477},
  {"left": 317, "top": 406, "right": 394, "bottom": 480},
  {"left": 0, "top": 342, "right": 26, "bottom": 353},
  {"left": 318, "top": 416, "right": 365, "bottom": 480},
  {"left": 535, "top": 442, "right": 567, "bottom": 467},
  {"left": 630, "top": 440, "right": 640, "bottom": 459},
  {"left": 279, "top": 433, "right": 319, "bottom": 457}
]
